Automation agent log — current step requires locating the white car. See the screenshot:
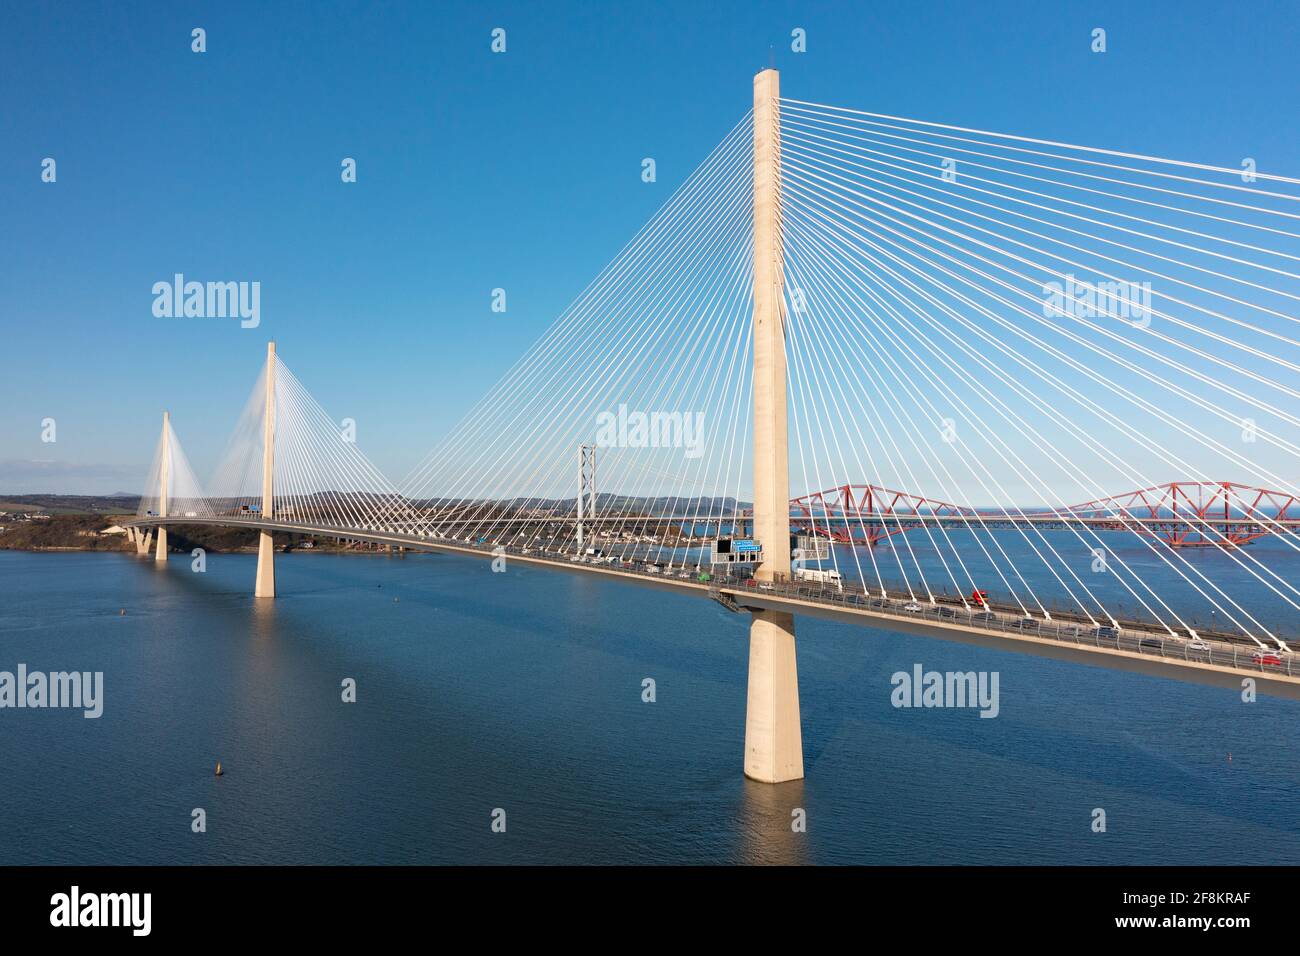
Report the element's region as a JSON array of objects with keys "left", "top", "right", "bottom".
[
  {"left": 904, "top": 602, "right": 923, "bottom": 612},
  {"left": 1186, "top": 637, "right": 1210, "bottom": 651}
]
